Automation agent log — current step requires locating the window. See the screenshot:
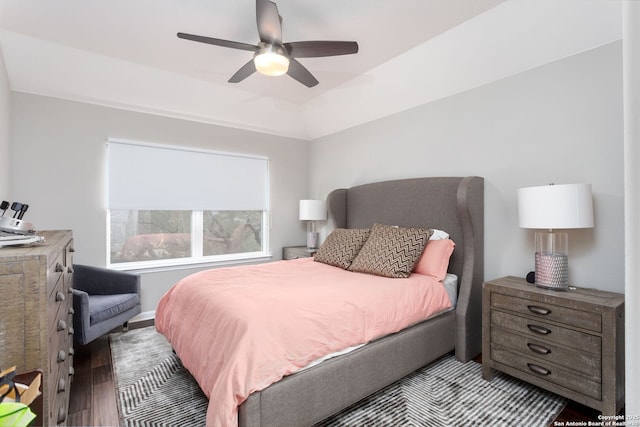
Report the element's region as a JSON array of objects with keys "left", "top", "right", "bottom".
[{"left": 106, "top": 140, "right": 269, "bottom": 269}]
